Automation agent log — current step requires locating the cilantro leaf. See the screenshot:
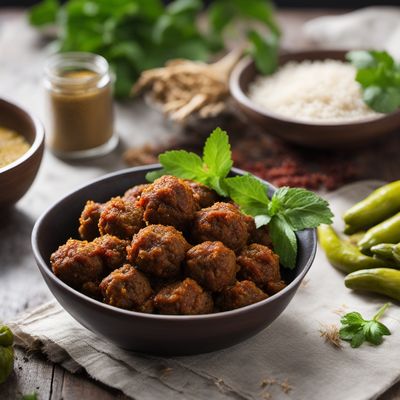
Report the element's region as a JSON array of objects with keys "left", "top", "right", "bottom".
[
  {"left": 268, "top": 214, "right": 298, "bottom": 269},
  {"left": 224, "top": 175, "right": 270, "bottom": 216},
  {"left": 339, "top": 303, "right": 391, "bottom": 348},
  {"left": 271, "top": 187, "right": 334, "bottom": 230},
  {"left": 203, "top": 127, "right": 232, "bottom": 178}
]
